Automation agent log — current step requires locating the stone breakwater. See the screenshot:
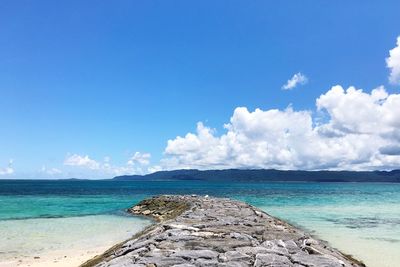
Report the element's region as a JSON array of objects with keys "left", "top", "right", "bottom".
[{"left": 81, "top": 195, "right": 365, "bottom": 267}]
